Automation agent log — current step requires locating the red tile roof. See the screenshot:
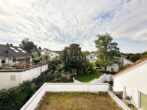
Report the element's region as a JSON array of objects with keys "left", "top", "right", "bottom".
[{"left": 113, "top": 58, "right": 147, "bottom": 77}]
